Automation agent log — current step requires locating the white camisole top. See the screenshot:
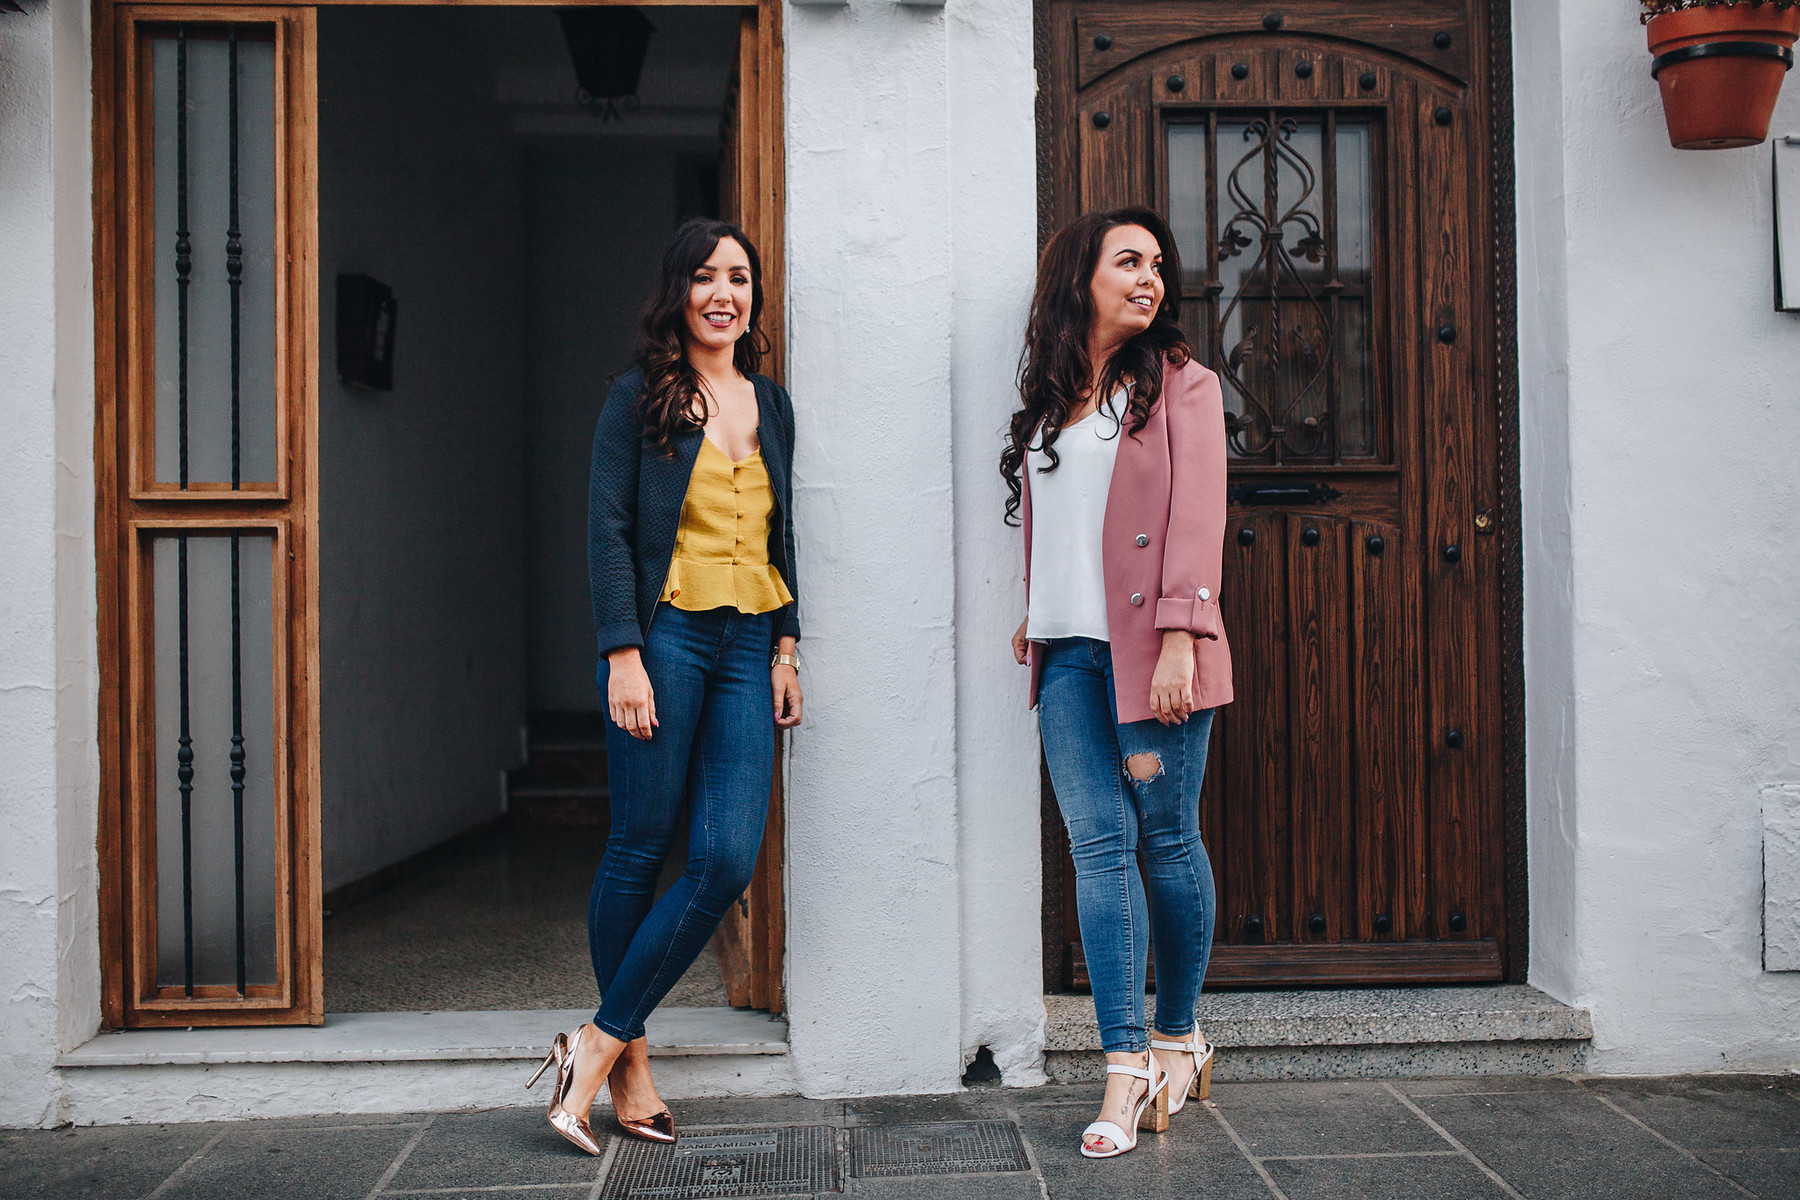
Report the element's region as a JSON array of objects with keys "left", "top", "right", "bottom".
[{"left": 1025, "top": 398, "right": 1124, "bottom": 643}]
